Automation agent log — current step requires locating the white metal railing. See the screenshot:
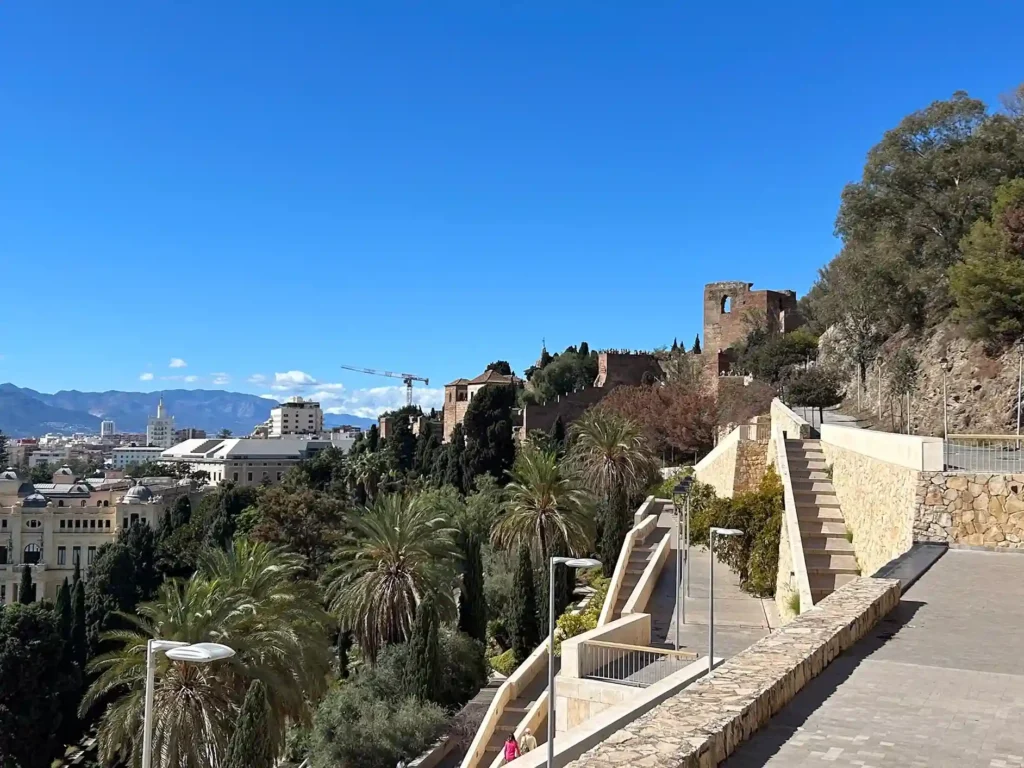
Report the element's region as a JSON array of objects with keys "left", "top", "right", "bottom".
[
  {"left": 578, "top": 641, "right": 698, "bottom": 688},
  {"left": 944, "top": 435, "right": 1024, "bottom": 473}
]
